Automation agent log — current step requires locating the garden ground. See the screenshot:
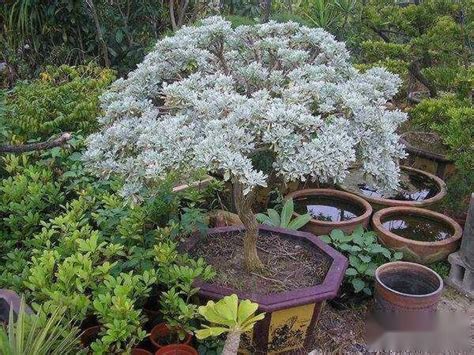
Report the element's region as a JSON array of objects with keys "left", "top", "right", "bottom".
[{"left": 312, "top": 286, "right": 473, "bottom": 353}]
